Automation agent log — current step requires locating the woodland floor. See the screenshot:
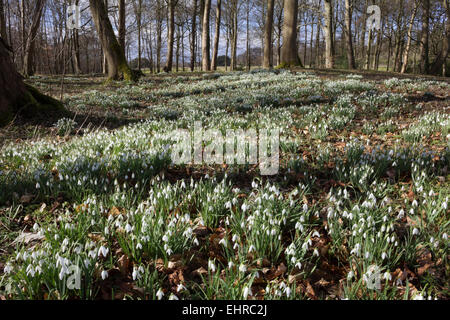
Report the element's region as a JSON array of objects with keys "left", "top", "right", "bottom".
[{"left": 0, "top": 68, "right": 449, "bottom": 300}]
